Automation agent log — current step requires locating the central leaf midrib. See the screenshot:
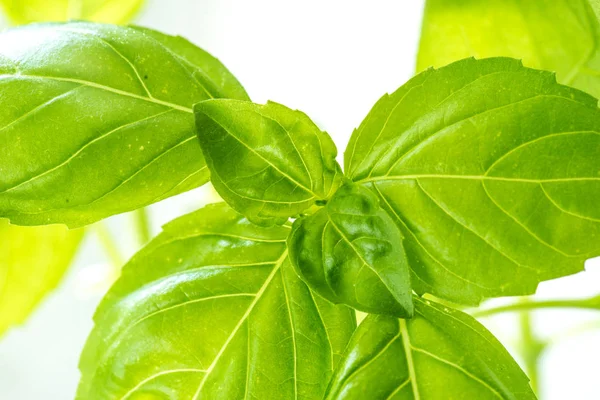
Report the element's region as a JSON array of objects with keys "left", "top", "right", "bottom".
[
  {"left": 191, "top": 250, "right": 289, "bottom": 399},
  {"left": 327, "top": 216, "right": 403, "bottom": 305},
  {"left": 205, "top": 115, "right": 319, "bottom": 200},
  {"left": 0, "top": 73, "right": 193, "bottom": 113},
  {"left": 1, "top": 109, "right": 175, "bottom": 194},
  {"left": 399, "top": 319, "right": 420, "bottom": 400},
  {"left": 358, "top": 175, "right": 600, "bottom": 184}
]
